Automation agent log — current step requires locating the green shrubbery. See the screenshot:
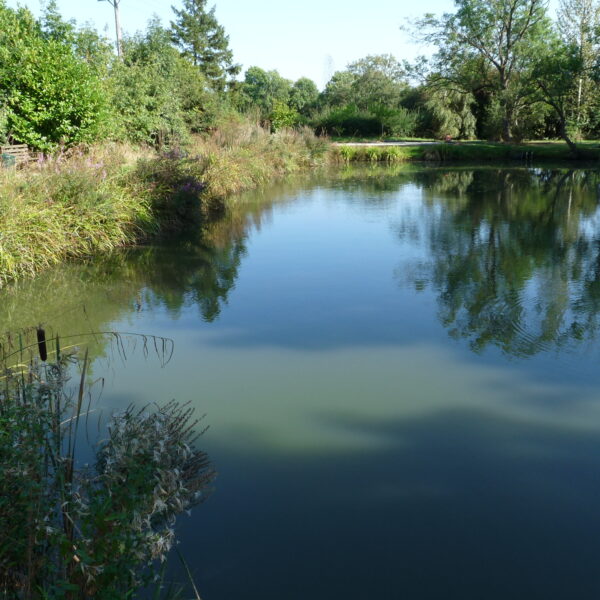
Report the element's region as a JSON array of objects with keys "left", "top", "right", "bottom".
[
  {"left": 0, "top": 330, "right": 213, "bottom": 598},
  {"left": 313, "top": 104, "right": 417, "bottom": 138},
  {"left": 0, "top": 5, "right": 108, "bottom": 151}
]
